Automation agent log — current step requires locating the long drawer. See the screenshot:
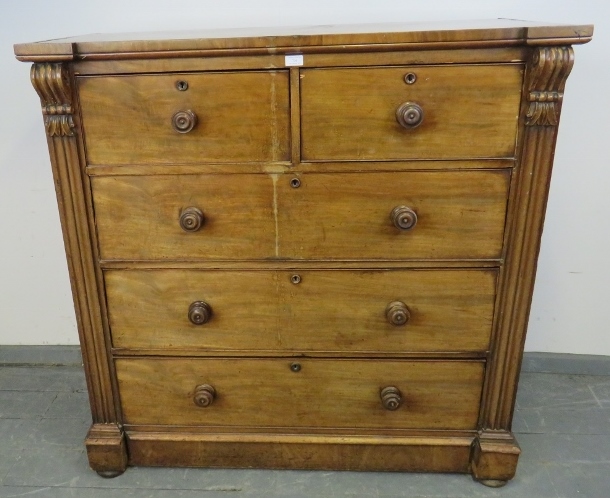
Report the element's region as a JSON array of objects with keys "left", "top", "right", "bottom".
[
  {"left": 116, "top": 358, "right": 485, "bottom": 429},
  {"left": 106, "top": 269, "right": 497, "bottom": 353},
  {"left": 78, "top": 71, "right": 290, "bottom": 164},
  {"left": 92, "top": 170, "right": 509, "bottom": 261},
  {"left": 301, "top": 65, "right": 522, "bottom": 161}
]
